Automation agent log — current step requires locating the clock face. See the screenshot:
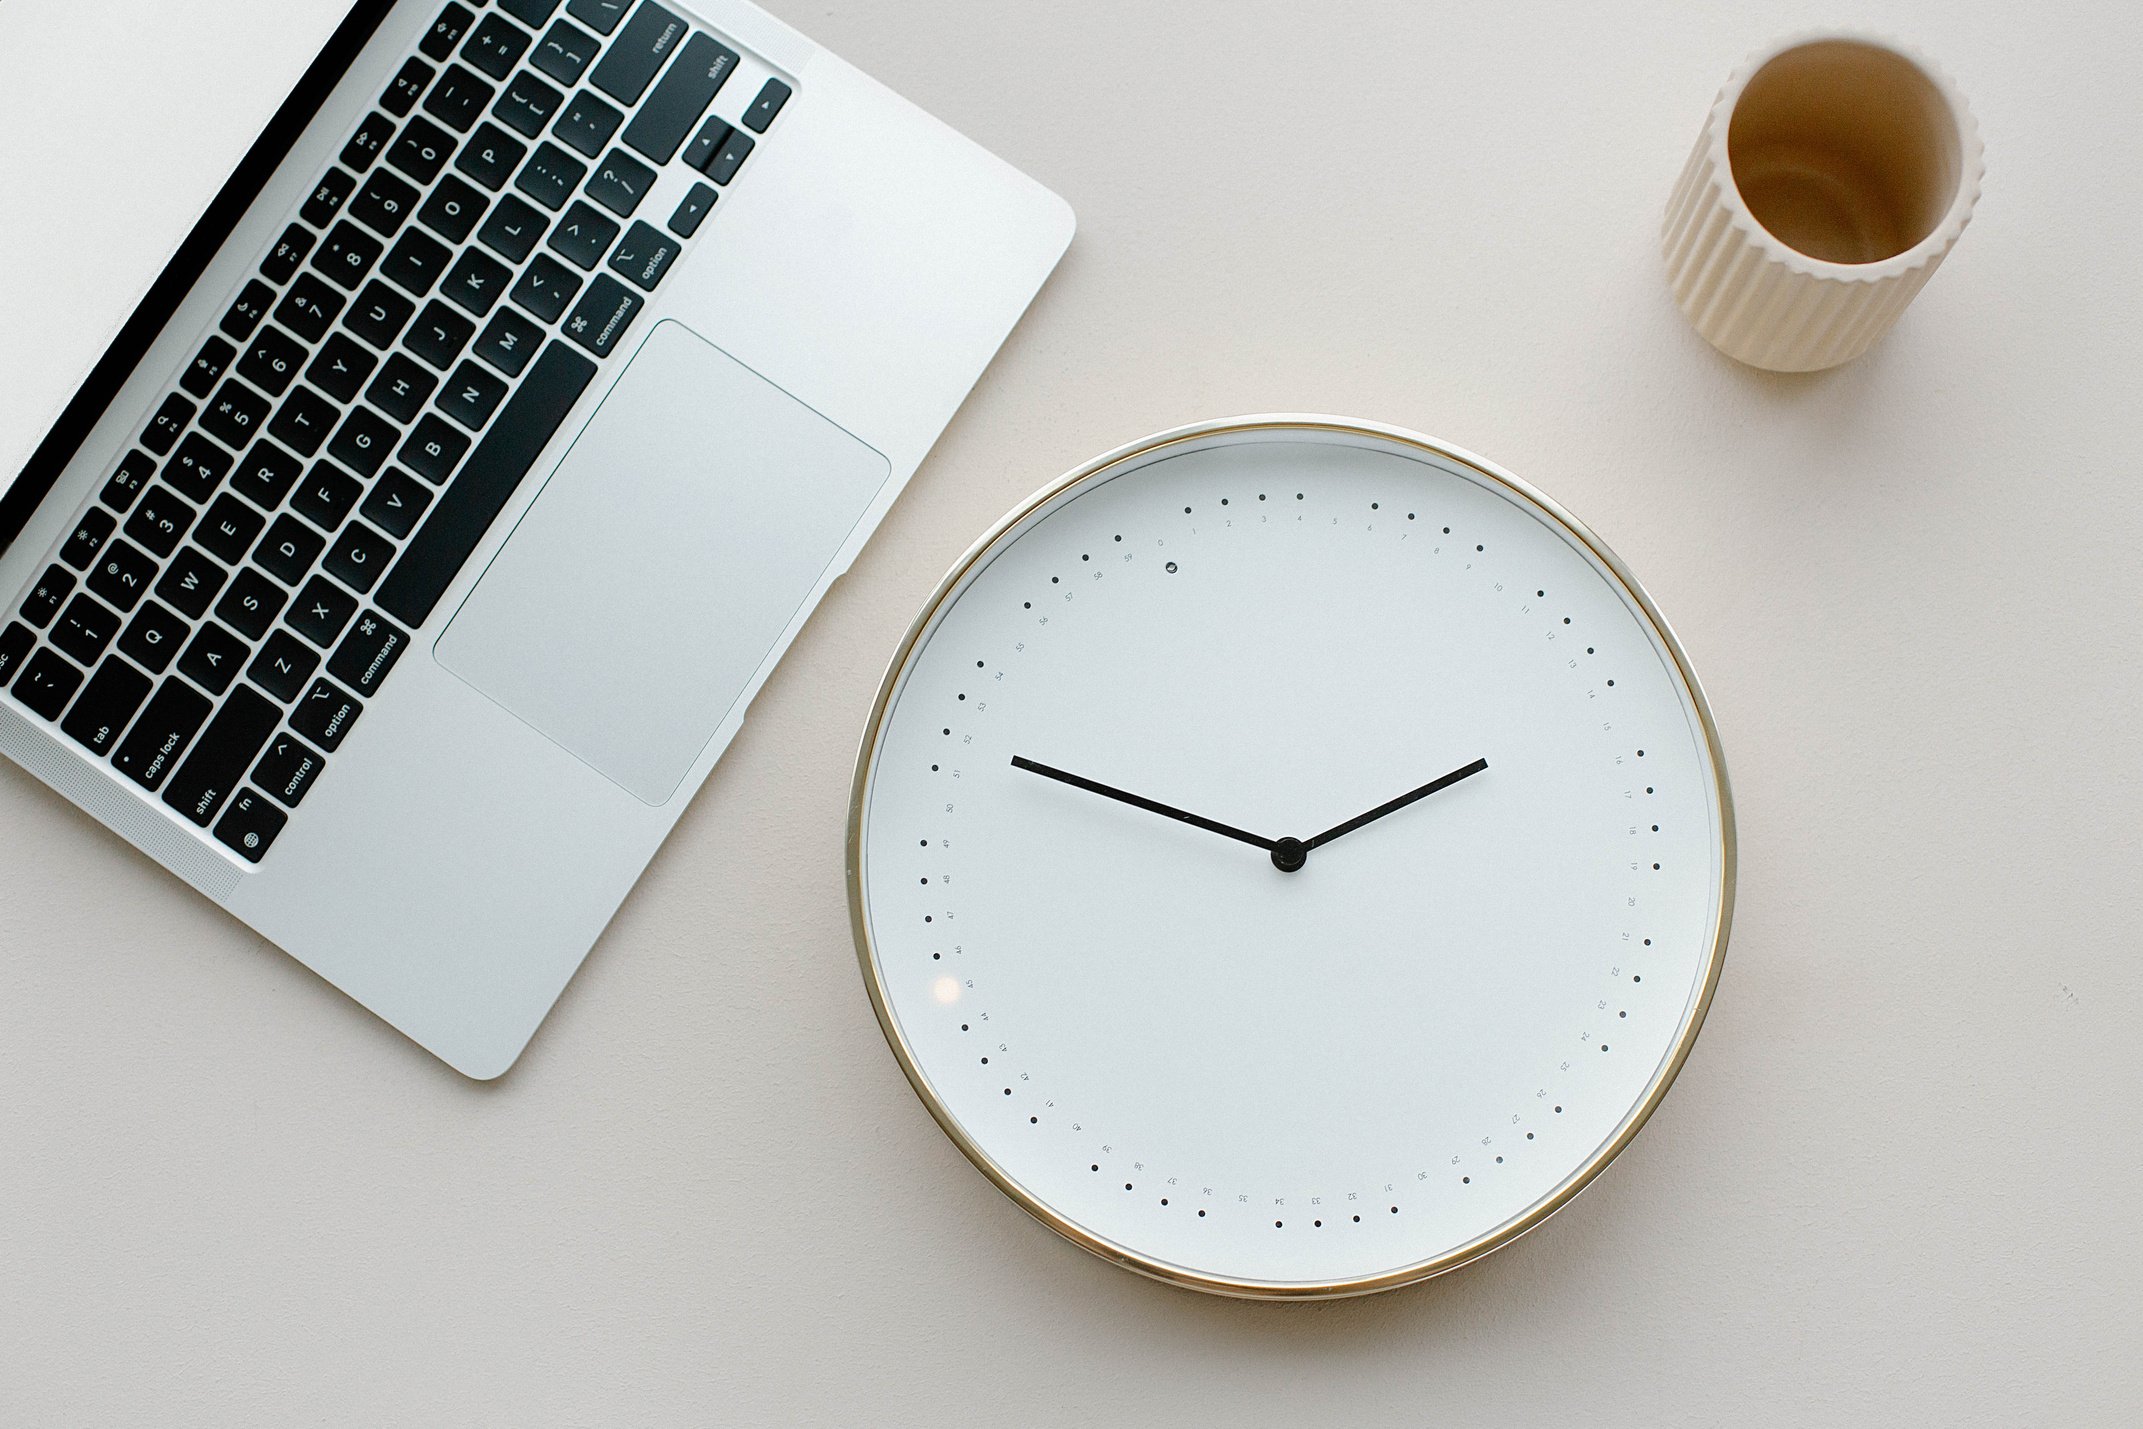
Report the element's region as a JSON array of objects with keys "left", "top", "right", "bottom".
[{"left": 850, "top": 421, "right": 1731, "bottom": 1296}]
